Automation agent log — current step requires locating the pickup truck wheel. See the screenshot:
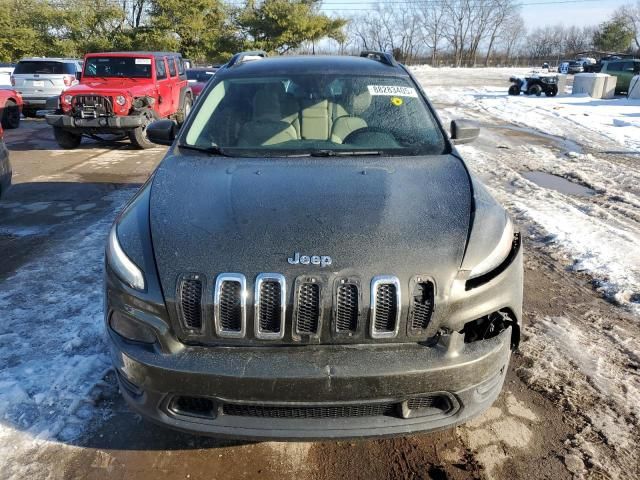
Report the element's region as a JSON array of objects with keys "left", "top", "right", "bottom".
[
  {"left": 1, "top": 100, "right": 21, "bottom": 129},
  {"left": 129, "top": 112, "right": 157, "bottom": 149},
  {"left": 177, "top": 94, "right": 192, "bottom": 125},
  {"left": 53, "top": 127, "right": 82, "bottom": 149}
]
